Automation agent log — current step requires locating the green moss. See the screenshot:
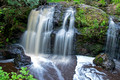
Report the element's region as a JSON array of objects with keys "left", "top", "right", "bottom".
[
  {"left": 94, "top": 56, "right": 104, "bottom": 65},
  {"left": 75, "top": 5, "right": 108, "bottom": 43},
  {"left": 116, "top": 3, "right": 120, "bottom": 15}
]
